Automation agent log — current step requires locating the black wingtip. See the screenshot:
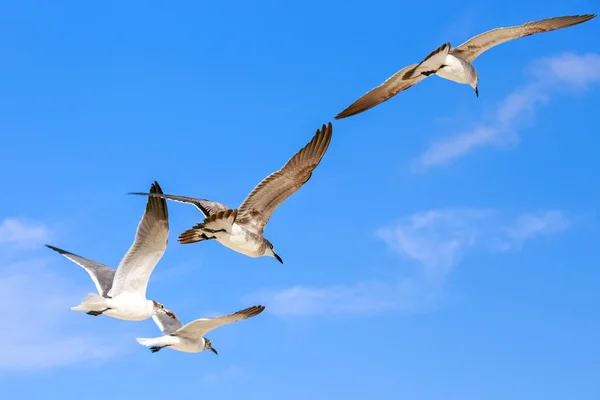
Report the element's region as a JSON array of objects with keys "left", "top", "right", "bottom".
[
  {"left": 45, "top": 244, "right": 63, "bottom": 253},
  {"left": 150, "top": 181, "right": 164, "bottom": 195}
]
